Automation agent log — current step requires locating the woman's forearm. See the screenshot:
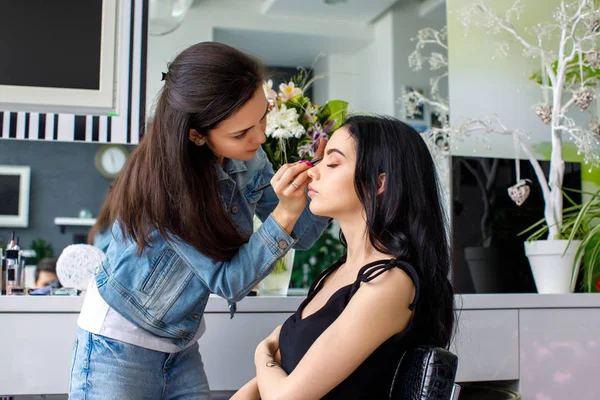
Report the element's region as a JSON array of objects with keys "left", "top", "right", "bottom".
[
  {"left": 255, "top": 346, "right": 291, "bottom": 400},
  {"left": 231, "top": 378, "right": 260, "bottom": 400}
]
